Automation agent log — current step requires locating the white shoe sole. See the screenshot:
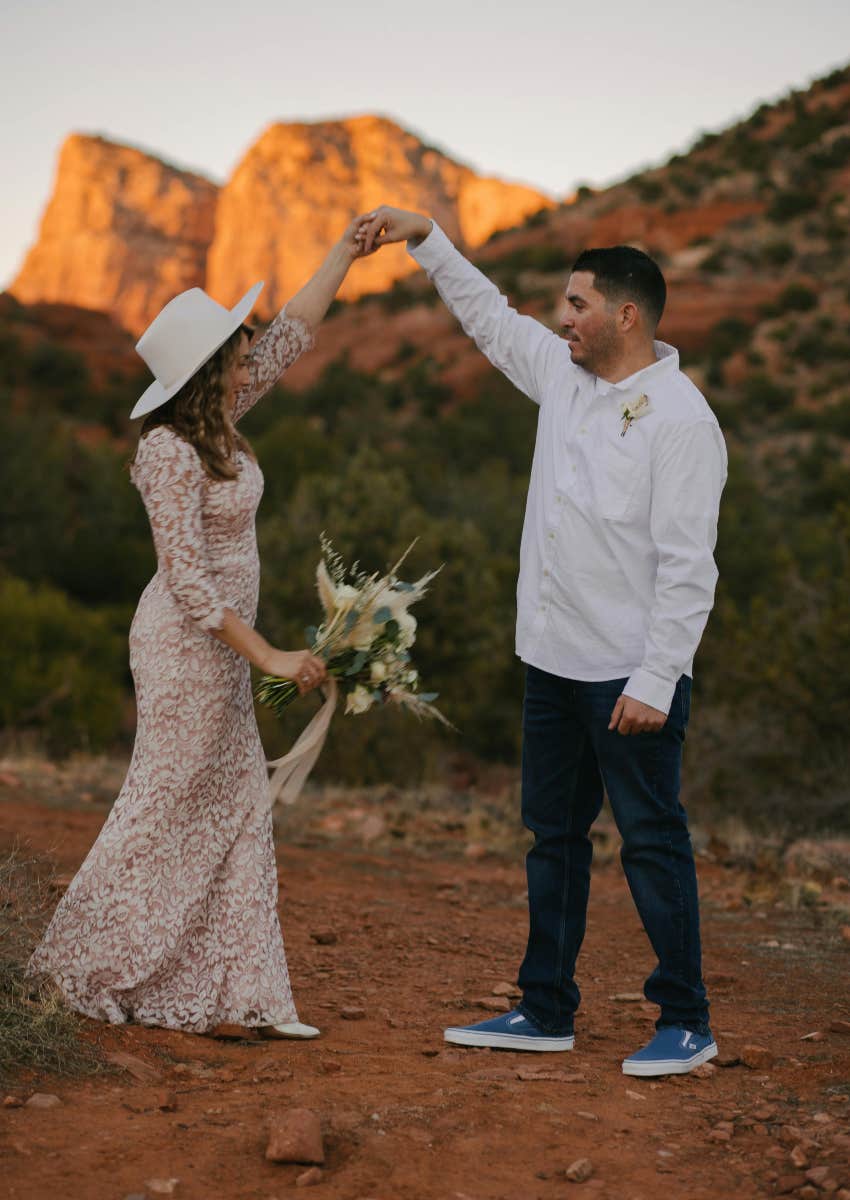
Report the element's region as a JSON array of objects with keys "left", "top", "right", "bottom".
[
  {"left": 259, "top": 1022, "right": 321, "bottom": 1040},
  {"left": 444, "top": 1028, "right": 575, "bottom": 1052},
  {"left": 622, "top": 1041, "right": 718, "bottom": 1076}
]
